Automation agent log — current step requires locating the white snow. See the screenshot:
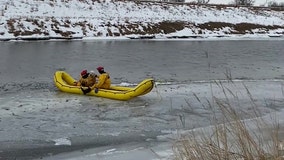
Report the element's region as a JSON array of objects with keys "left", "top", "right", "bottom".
[
  {"left": 0, "top": 0, "right": 283, "bottom": 40},
  {"left": 207, "top": 0, "right": 284, "bottom": 6},
  {"left": 54, "top": 137, "right": 72, "bottom": 146}
]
